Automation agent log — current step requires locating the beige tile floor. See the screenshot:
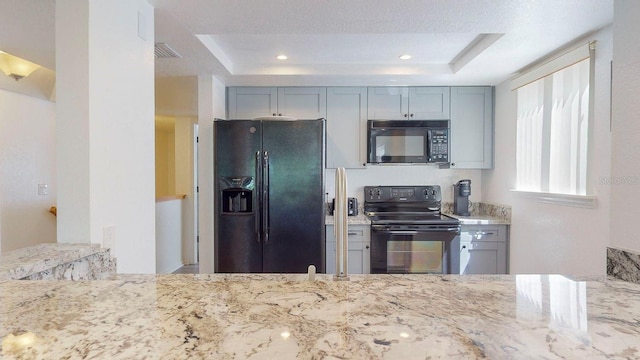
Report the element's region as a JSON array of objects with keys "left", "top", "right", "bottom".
[{"left": 171, "top": 264, "right": 199, "bottom": 274}]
